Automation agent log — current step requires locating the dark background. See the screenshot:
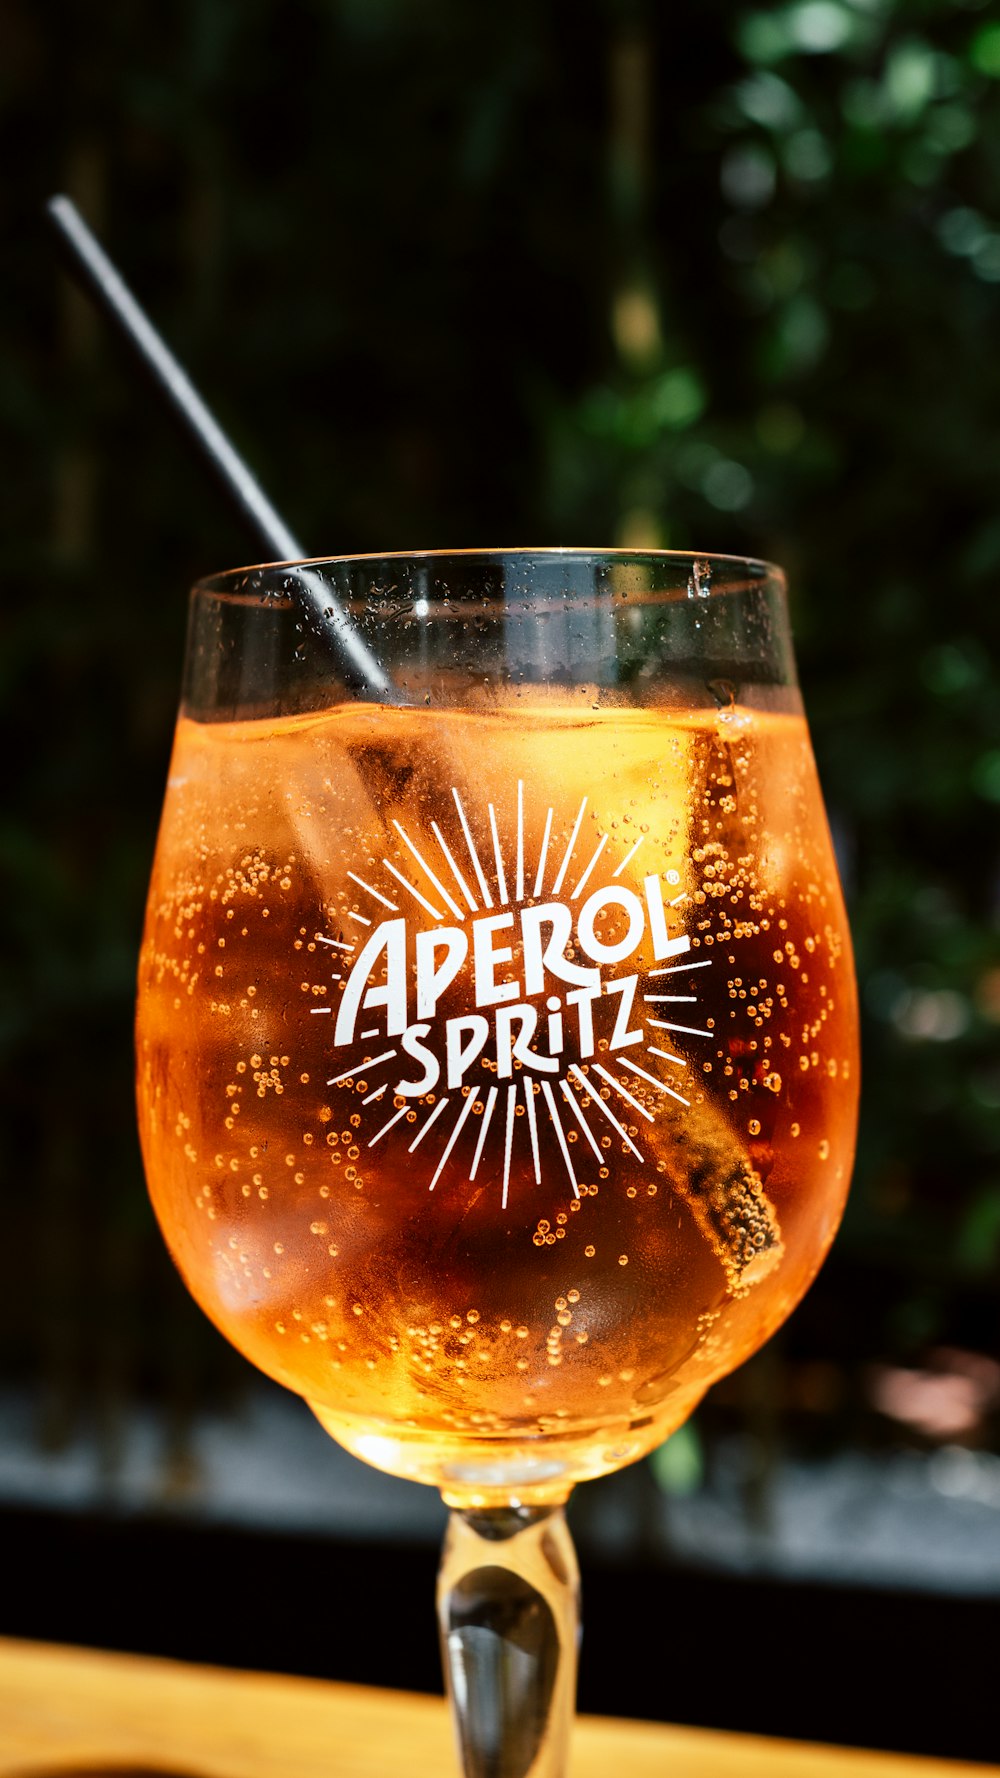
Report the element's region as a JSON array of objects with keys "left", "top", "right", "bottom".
[{"left": 2, "top": 0, "right": 1000, "bottom": 1763}]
